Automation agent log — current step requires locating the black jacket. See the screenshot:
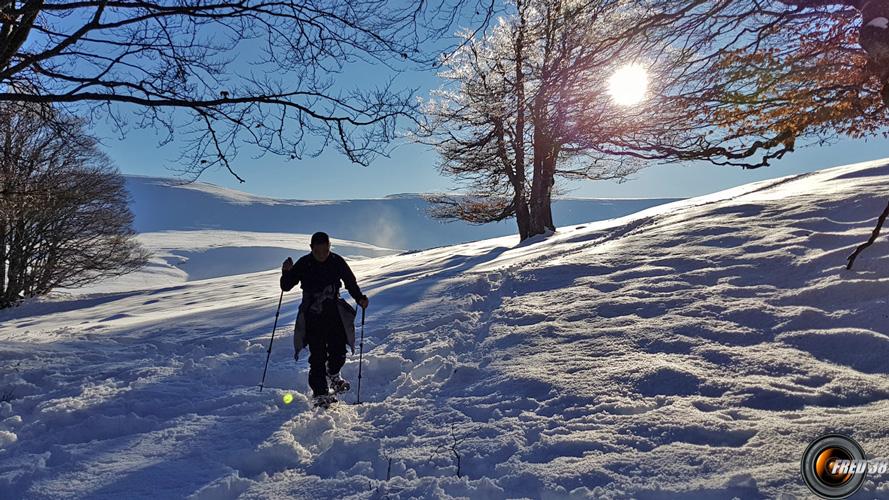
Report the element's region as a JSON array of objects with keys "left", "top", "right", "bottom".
[{"left": 280, "top": 251, "right": 366, "bottom": 305}]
